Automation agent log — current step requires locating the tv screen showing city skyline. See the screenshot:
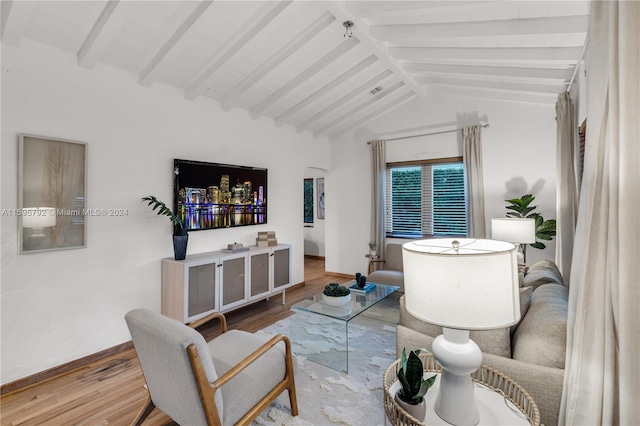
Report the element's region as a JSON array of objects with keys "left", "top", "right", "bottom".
[{"left": 173, "top": 159, "right": 267, "bottom": 231}]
